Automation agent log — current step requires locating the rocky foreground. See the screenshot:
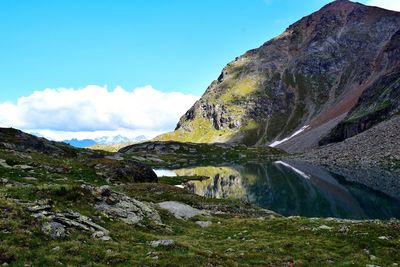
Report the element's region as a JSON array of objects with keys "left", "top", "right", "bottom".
[{"left": 0, "top": 127, "right": 399, "bottom": 266}]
